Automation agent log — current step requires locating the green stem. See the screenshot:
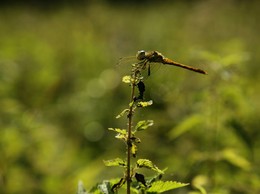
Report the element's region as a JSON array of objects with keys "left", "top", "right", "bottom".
[{"left": 126, "top": 74, "right": 136, "bottom": 194}]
